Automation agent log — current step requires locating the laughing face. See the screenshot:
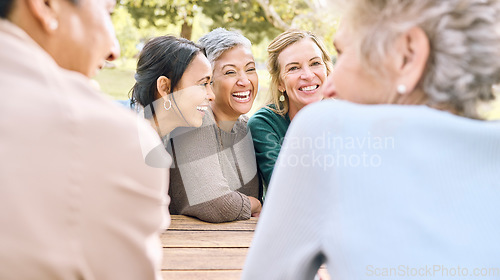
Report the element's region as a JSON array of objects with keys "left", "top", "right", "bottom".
[
  {"left": 278, "top": 38, "right": 328, "bottom": 118},
  {"left": 172, "top": 53, "right": 214, "bottom": 128},
  {"left": 211, "top": 45, "right": 258, "bottom": 121}
]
